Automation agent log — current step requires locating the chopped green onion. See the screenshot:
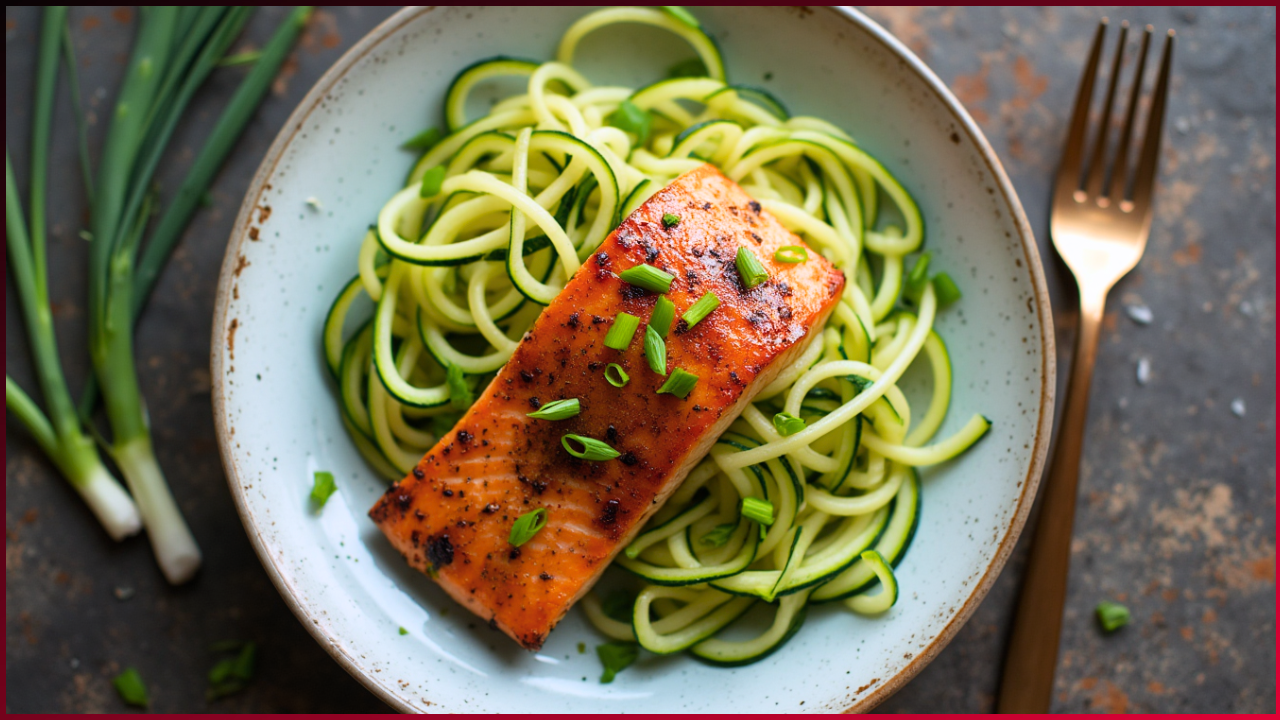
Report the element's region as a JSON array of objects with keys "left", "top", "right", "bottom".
[
  {"left": 605, "top": 363, "right": 630, "bottom": 387},
  {"left": 217, "top": 50, "right": 261, "bottom": 68},
  {"left": 700, "top": 522, "right": 737, "bottom": 547},
  {"left": 772, "top": 412, "right": 806, "bottom": 437},
  {"left": 604, "top": 312, "right": 641, "bottom": 350},
  {"left": 904, "top": 251, "right": 932, "bottom": 302},
  {"left": 419, "top": 164, "right": 446, "bottom": 198},
  {"left": 735, "top": 247, "right": 769, "bottom": 289},
  {"left": 1096, "top": 601, "right": 1131, "bottom": 633},
  {"left": 509, "top": 507, "right": 549, "bottom": 546},
  {"left": 656, "top": 368, "right": 699, "bottom": 399},
  {"left": 446, "top": 364, "right": 473, "bottom": 410},
  {"left": 398, "top": 626, "right": 409, "bottom": 636},
  {"left": 310, "top": 471, "right": 337, "bottom": 507},
  {"left": 681, "top": 291, "right": 720, "bottom": 328},
  {"left": 527, "top": 398, "right": 581, "bottom": 421},
  {"left": 618, "top": 263, "right": 675, "bottom": 293},
  {"left": 207, "top": 641, "right": 257, "bottom": 700},
  {"left": 643, "top": 325, "right": 668, "bottom": 376},
  {"left": 650, "top": 296, "right": 675, "bottom": 338},
  {"left": 561, "top": 434, "right": 621, "bottom": 461},
  {"left": 667, "top": 57, "right": 708, "bottom": 79},
  {"left": 113, "top": 667, "right": 149, "bottom": 708},
  {"left": 662, "top": 6, "right": 700, "bottom": 29},
  {"left": 933, "top": 272, "right": 962, "bottom": 307},
  {"left": 774, "top": 245, "right": 808, "bottom": 263},
  {"left": 402, "top": 126, "right": 441, "bottom": 151},
  {"left": 741, "top": 497, "right": 775, "bottom": 527},
  {"left": 597, "top": 641, "right": 640, "bottom": 684},
  {"left": 607, "top": 100, "right": 652, "bottom": 145},
  {"left": 662, "top": 213, "right": 681, "bottom": 229},
  {"left": 578, "top": 642, "right": 587, "bottom": 654}
]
